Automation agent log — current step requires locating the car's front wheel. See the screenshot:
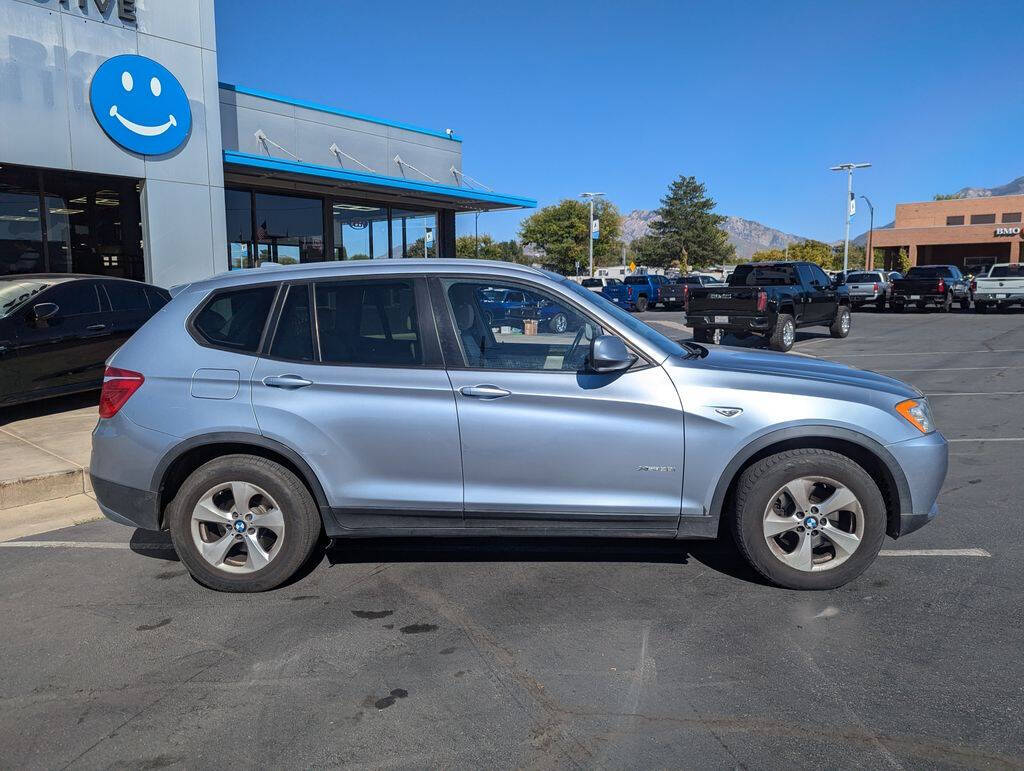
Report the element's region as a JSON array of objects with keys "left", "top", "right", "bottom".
[
  {"left": 730, "top": 449, "right": 886, "bottom": 590},
  {"left": 547, "top": 312, "right": 568, "bottom": 334},
  {"left": 168, "top": 455, "right": 323, "bottom": 592}
]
